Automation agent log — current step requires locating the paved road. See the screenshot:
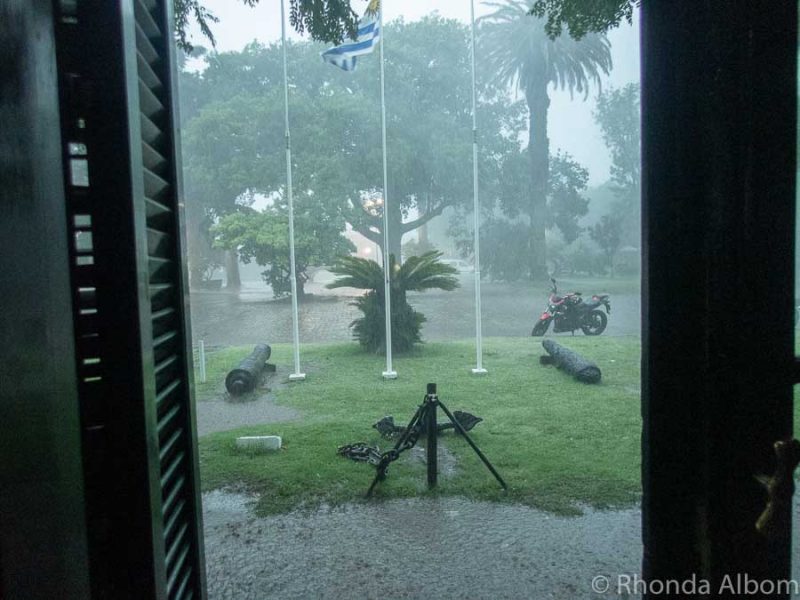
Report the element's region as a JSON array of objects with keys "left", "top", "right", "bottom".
[{"left": 190, "top": 276, "right": 640, "bottom": 347}]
